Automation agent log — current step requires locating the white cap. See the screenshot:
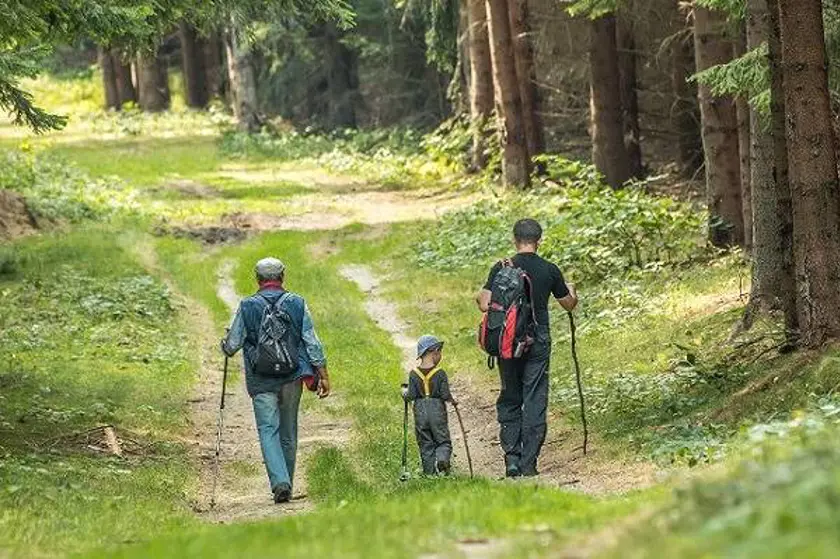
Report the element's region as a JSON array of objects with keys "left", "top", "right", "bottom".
[{"left": 255, "top": 257, "right": 286, "bottom": 281}]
